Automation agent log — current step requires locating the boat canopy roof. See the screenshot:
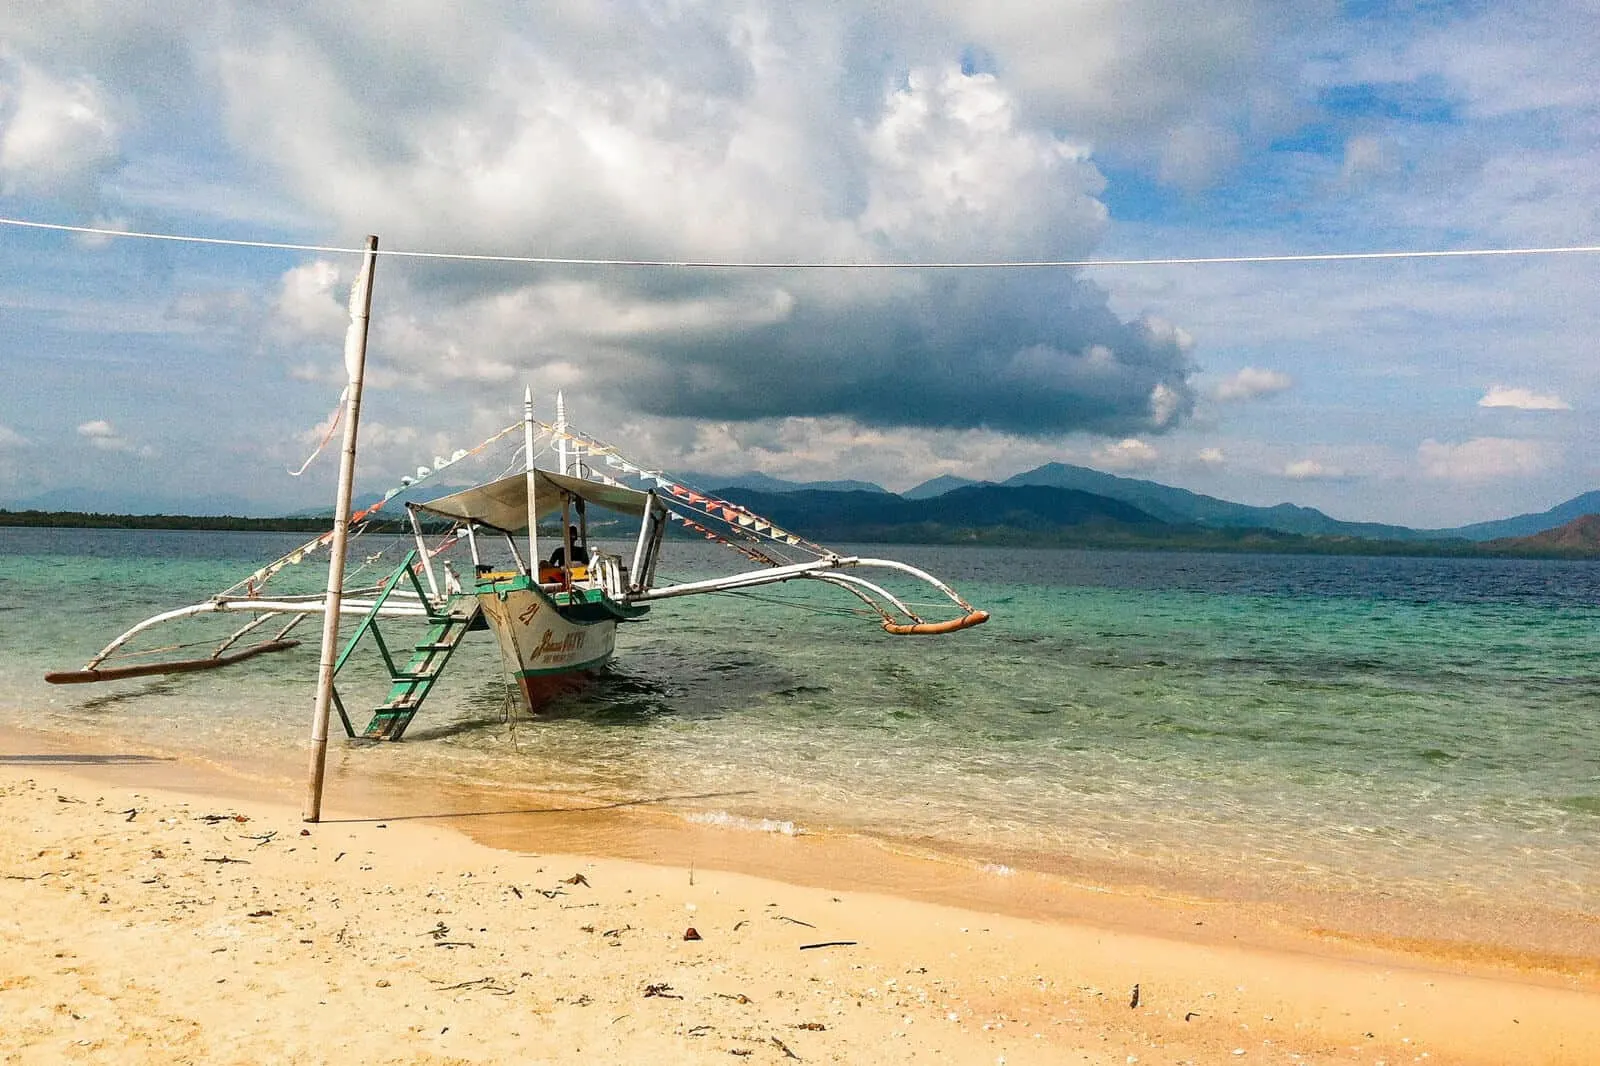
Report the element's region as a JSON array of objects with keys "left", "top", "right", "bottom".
[{"left": 412, "top": 468, "right": 652, "bottom": 531}]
